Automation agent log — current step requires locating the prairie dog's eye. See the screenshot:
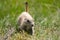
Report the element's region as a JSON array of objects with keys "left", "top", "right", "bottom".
[
  {"left": 27, "top": 20, "right": 29, "bottom": 22},
  {"left": 25, "top": 19, "right": 31, "bottom": 23},
  {"left": 27, "top": 20, "right": 30, "bottom": 23}
]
